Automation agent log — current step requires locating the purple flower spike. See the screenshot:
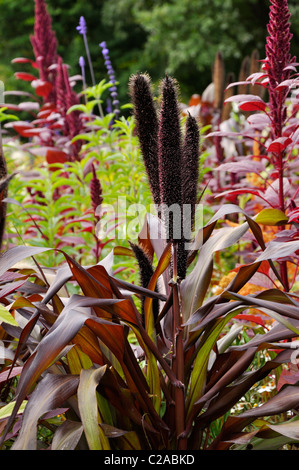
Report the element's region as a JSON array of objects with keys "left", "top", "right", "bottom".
[
  {"left": 76, "top": 16, "right": 87, "bottom": 36},
  {"left": 99, "top": 41, "right": 120, "bottom": 117},
  {"left": 79, "top": 56, "right": 85, "bottom": 68}
]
